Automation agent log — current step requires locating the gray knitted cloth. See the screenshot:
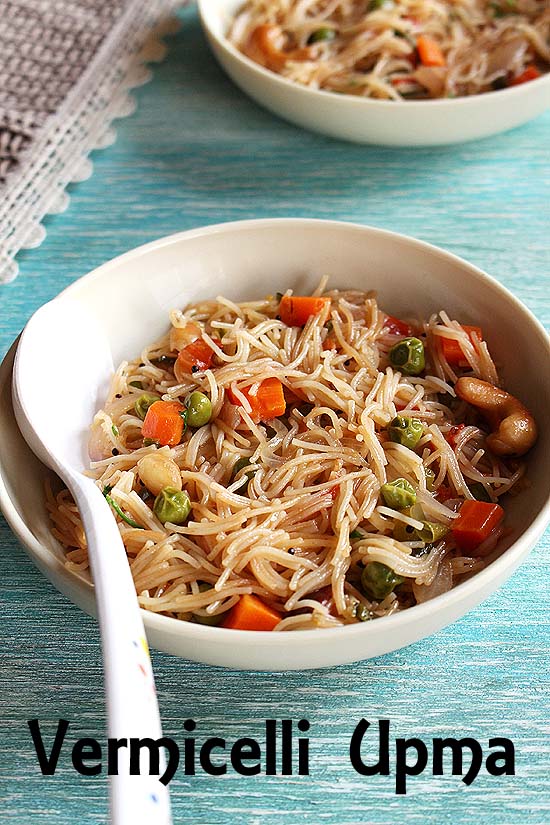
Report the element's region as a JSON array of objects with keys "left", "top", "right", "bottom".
[{"left": 0, "top": 0, "right": 181, "bottom": 283}]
